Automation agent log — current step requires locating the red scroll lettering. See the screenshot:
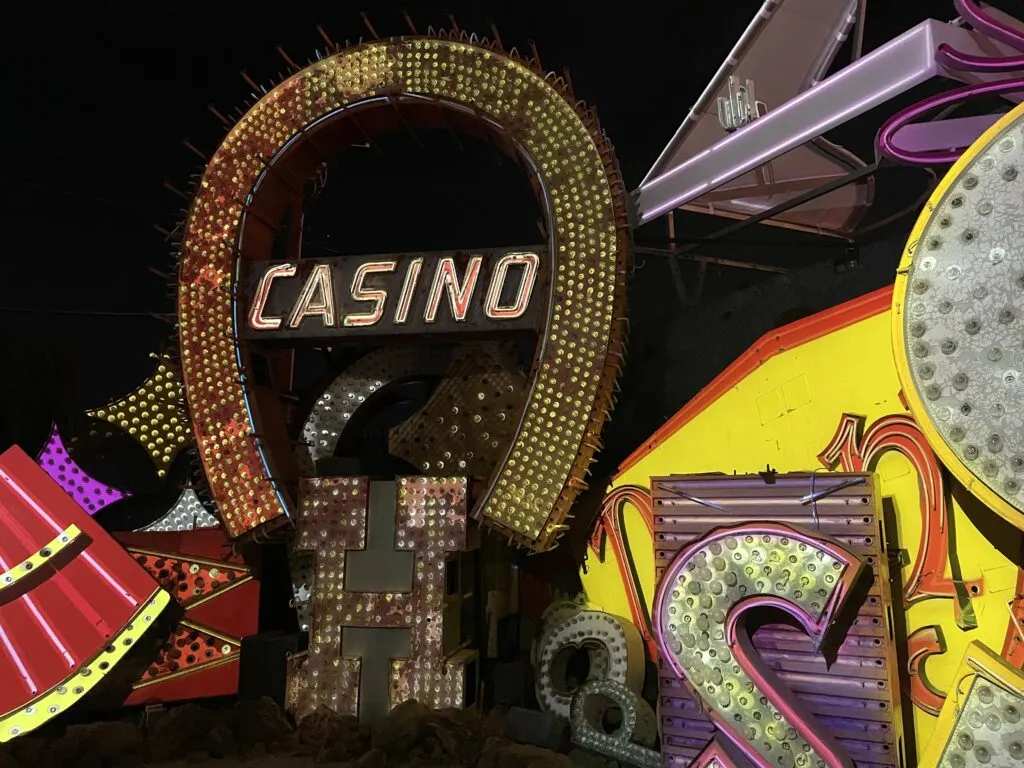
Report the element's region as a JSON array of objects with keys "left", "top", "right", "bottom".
[
  {"left": 818, "top": 412, "right": 984, "bottom": 605},
  {"left": 588, "top": 485, "right": 658, "bottom": 659},
  {"left": 1003, "top": 569, "right": 1024, "bottom": 669},
  {"left": 906, "top": 626, "right": 947, "bottom": 717}
]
